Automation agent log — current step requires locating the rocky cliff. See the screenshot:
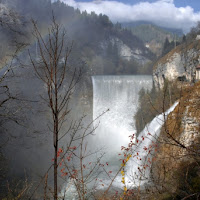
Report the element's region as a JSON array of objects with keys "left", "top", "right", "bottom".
[
  {"left": 153, "top": 40, "right": 200, "bottom": 88},
  {"left": 150, "top": 82, "right": 200, "bottom": 199},
  {"left": 100, "top": 37, "right": 151, "bottom": 65}
]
